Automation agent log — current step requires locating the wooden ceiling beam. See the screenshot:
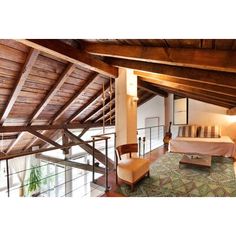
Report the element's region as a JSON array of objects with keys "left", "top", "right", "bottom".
[
  {"left": 38, "top": 154, "right": 105, "bottom": 174},
  {"left": 18, "top": 39, "right": 118, "bottom": 78},
  {"left": 148, "top": 82, "right": 235, "bottom": 108},
  {"left": 138, "top": 93, "right": 156, "bottom": 107},
  {"left": 0, "top": 122, "right": 113, "bottom": 133},
  {"left": 27, "top": 129, "right": 62, "bottom": 148},
  {"left": 5, "top": 63, "right": 77, "bottom": 154},
  {"left": 0, "top": 136, "right": 110, "bottom": 161},
  {"left": 107, "top": 58, "right": 236, "bottom": 89},
  {"left": 85, "top": 43, "right": 236, "bottom": 73},
  {"left": 50, "top": 72, "right": 99, "bottom": 123},
  {"left": 227, "top": 107, "right": 236, "bottom": 115},
  {"left": 138, "top": 80, "right": 168, "bottom": 97},
  {"left": 0, "top": 48, "right": 39, "bottom": 125},
  {"left": 135, "top": 71, "right": 236, "bottom": 98},
  {"left": 139, "top": 77, "right": 236, "bottom": 104}
]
